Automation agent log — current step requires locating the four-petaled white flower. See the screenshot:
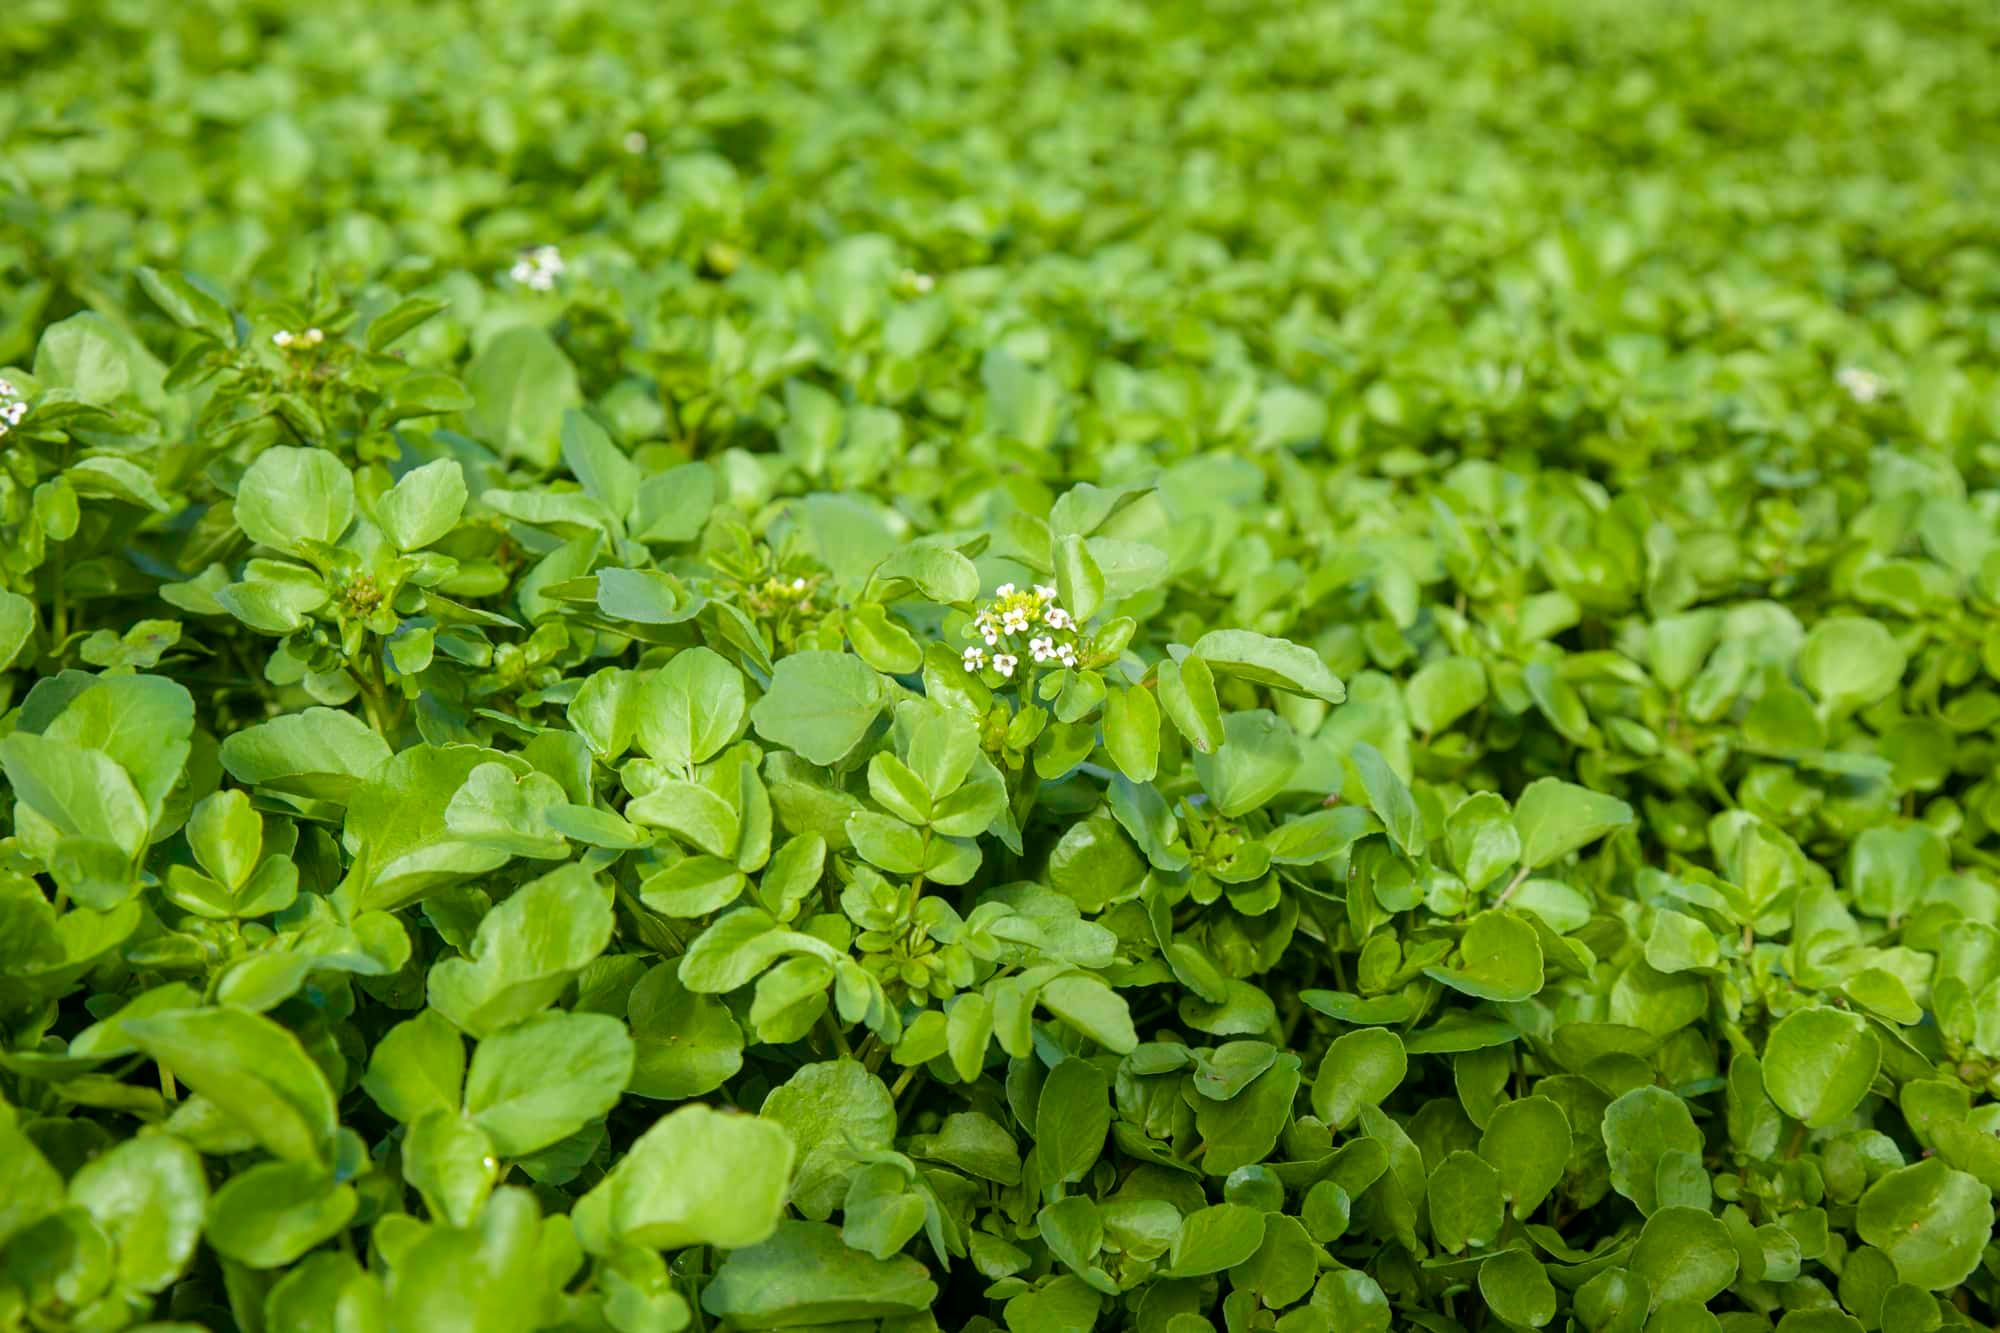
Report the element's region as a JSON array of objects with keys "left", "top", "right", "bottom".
[
  {"left": 996, "top": 583, "right": 1016, "bottom": 597},
  {"left": 1029, "top": 635, "right": 1055, "bottom": 662},
  {"left": 1837, "top": 366, "right": 1885, "bottom": 404},
  {"left": 1035, "top": 584, "right": 1057, "bottom": 600},
  {"left": 992, "top": 653, "right": 1017, "bottom": 678},
  {"left": 510, "top": 245, "right": 566, "bottom": 291},
  {"left": 0, "top": 378, "right": 24, "bottom": 438},
  {"left": 1044, "top": 607, "right": 1073, "bottom": 630},
  {"left": 1001, "top": 607, "right": 1031, "bottom": 634},
  {"left": 272, "top": 330, "right": 293, "bottom": 348},
  {"left": 962, "top": 646, "right": 986, "bottom": 671}
]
